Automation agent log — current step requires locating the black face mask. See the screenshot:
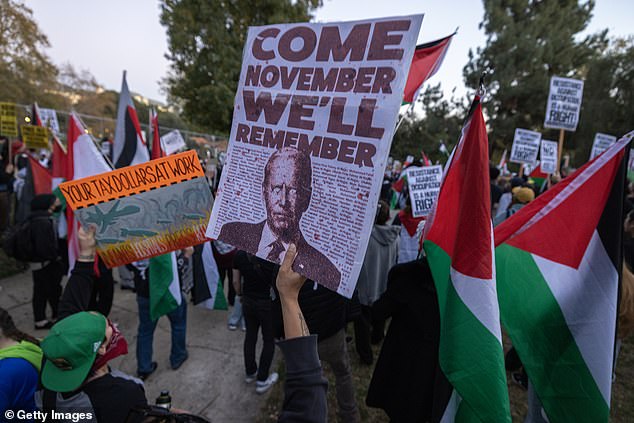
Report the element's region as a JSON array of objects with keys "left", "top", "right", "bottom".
[{"left": 52, "top": 205, "right": 63, "bottom": 214}]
